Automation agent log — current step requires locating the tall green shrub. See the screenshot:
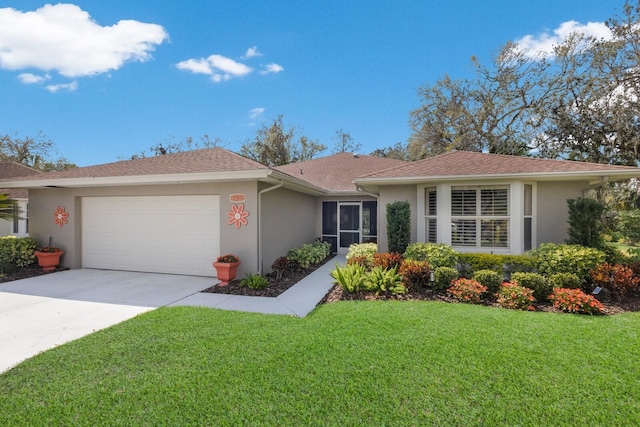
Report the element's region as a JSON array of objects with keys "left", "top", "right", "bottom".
[
  {"left": 530, "top": 243, "right": 606, "bottom": 285},
  {"left": 566, "top": 197, "right": 605, "bottom": 249},
  {"left": 386, "top": 201, "right": 410, "bottom": 254}
]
